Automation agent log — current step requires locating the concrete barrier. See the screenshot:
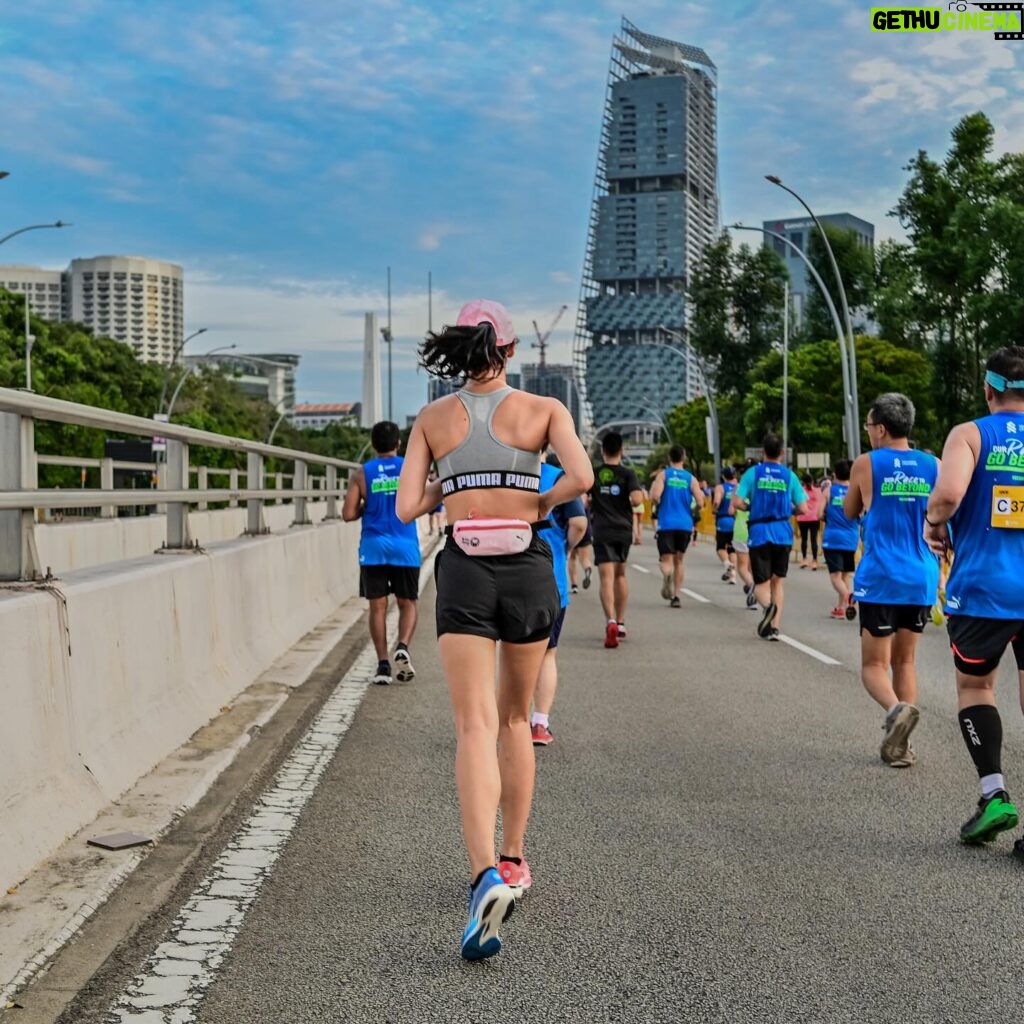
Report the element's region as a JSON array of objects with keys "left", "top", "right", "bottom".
[{"left": 0, "top": 515, "right": 393, "bottom": 889}]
